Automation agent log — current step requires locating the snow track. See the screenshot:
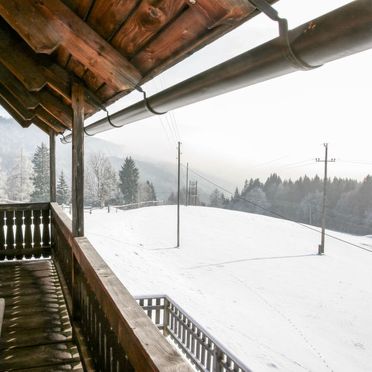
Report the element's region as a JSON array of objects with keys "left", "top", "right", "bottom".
[{"left": 85, "top": 206, "right": 372, "bottom": 372}]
